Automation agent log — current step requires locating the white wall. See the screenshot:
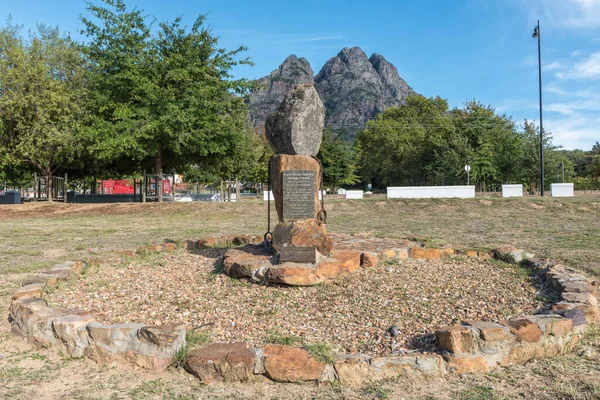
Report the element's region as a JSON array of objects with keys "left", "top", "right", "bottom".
[
  {"left": 337, "top": 189, "right": 346, "bottom": 195},
  {"left": 387, "top": 186, "right": 475, "bottom": 199},
  {"left": 551, "top": 183, "right": 574, "bottom": 197},
  {"left": 502, "top": 184, "right": 523, "bottom": 198},
  {"left": 345, "top": 190, "right": 364, "bottom": 199}
]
